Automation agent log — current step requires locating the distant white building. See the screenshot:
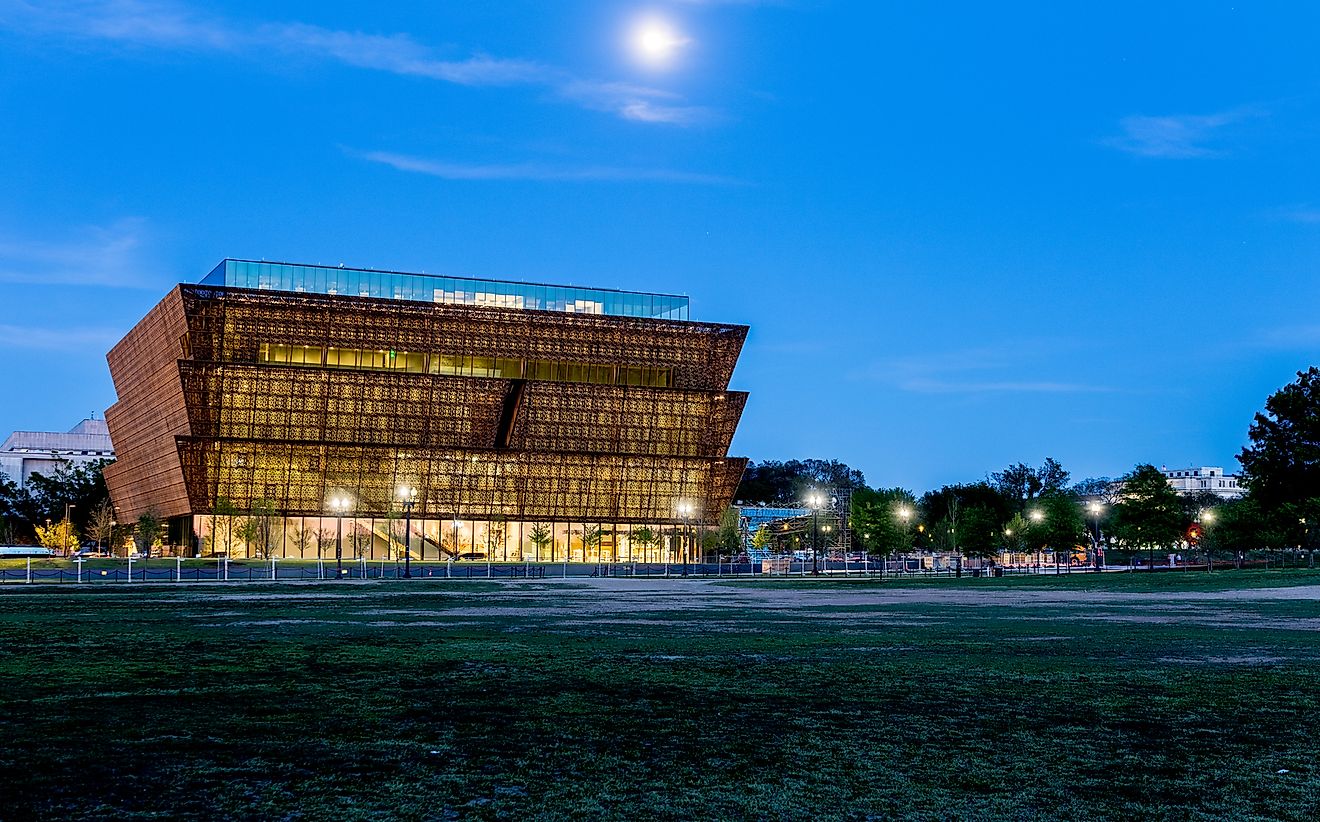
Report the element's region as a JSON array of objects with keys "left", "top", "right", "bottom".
[
  {"left": 1160, "top": 465, "right": 1244, "bottom": 500},
  {"left": 0, "top": 419, "right": 115, "bottom": 487}
]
